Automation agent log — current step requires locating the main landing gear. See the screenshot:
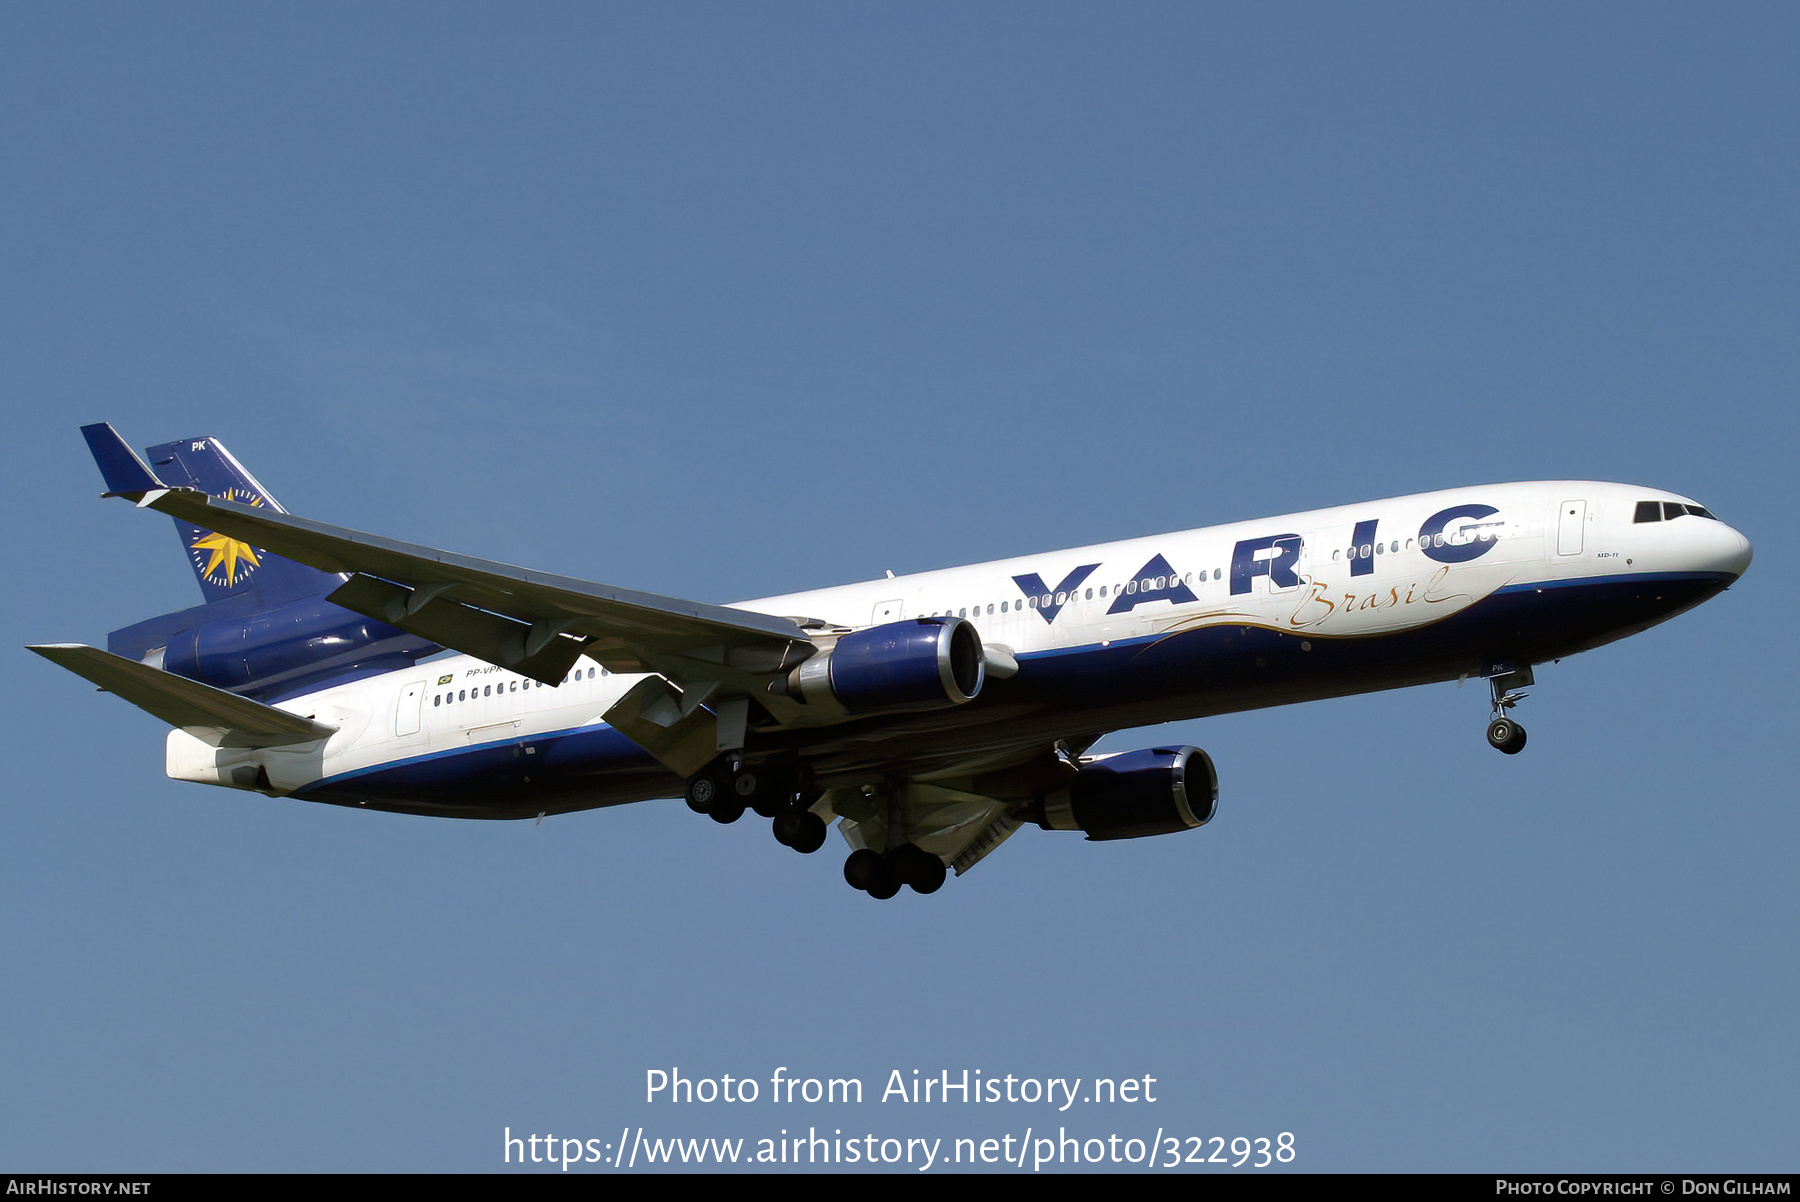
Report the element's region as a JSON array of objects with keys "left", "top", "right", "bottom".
[
  {"left": 843, "top": 843, "right": 946, "bottom": 899},
  {"left": 684, "top": 758, "right": 827, "bottom": 854},
  {"left": 1484, "top": 666, "right": 1532, "bottom": 755},
  {"left": 683, "top": 758, "right": 948, "bottom": 898}
]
